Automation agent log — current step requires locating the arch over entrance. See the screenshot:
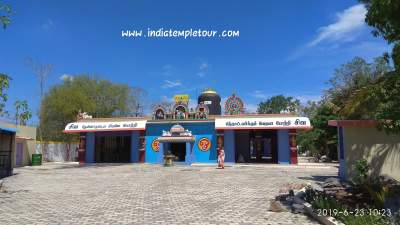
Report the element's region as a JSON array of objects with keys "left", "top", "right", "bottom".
[
  {"left": 172, "top": 102, "right": 189, "bottom": 119},
  {"left": 156, "top": 124, "right": 195, "bottom": 164},
  {"left": 153, "top": 105, "right": 167, "bottom": 120}
]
